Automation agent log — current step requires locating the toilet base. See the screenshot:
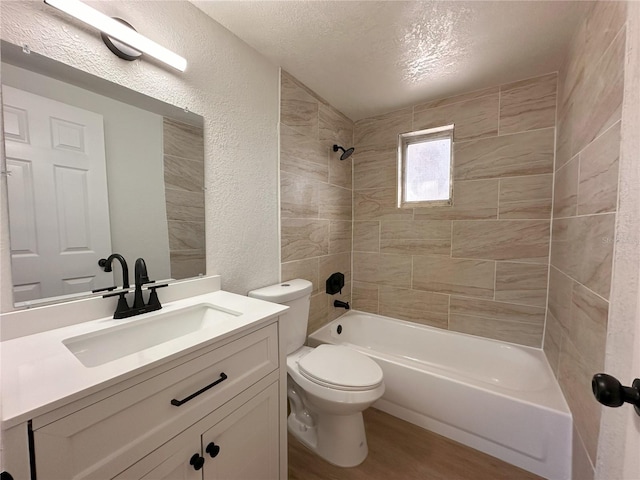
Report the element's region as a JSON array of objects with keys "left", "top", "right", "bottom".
[{"left": 288, "top": 410, "right": 369, "bottom": 467}]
